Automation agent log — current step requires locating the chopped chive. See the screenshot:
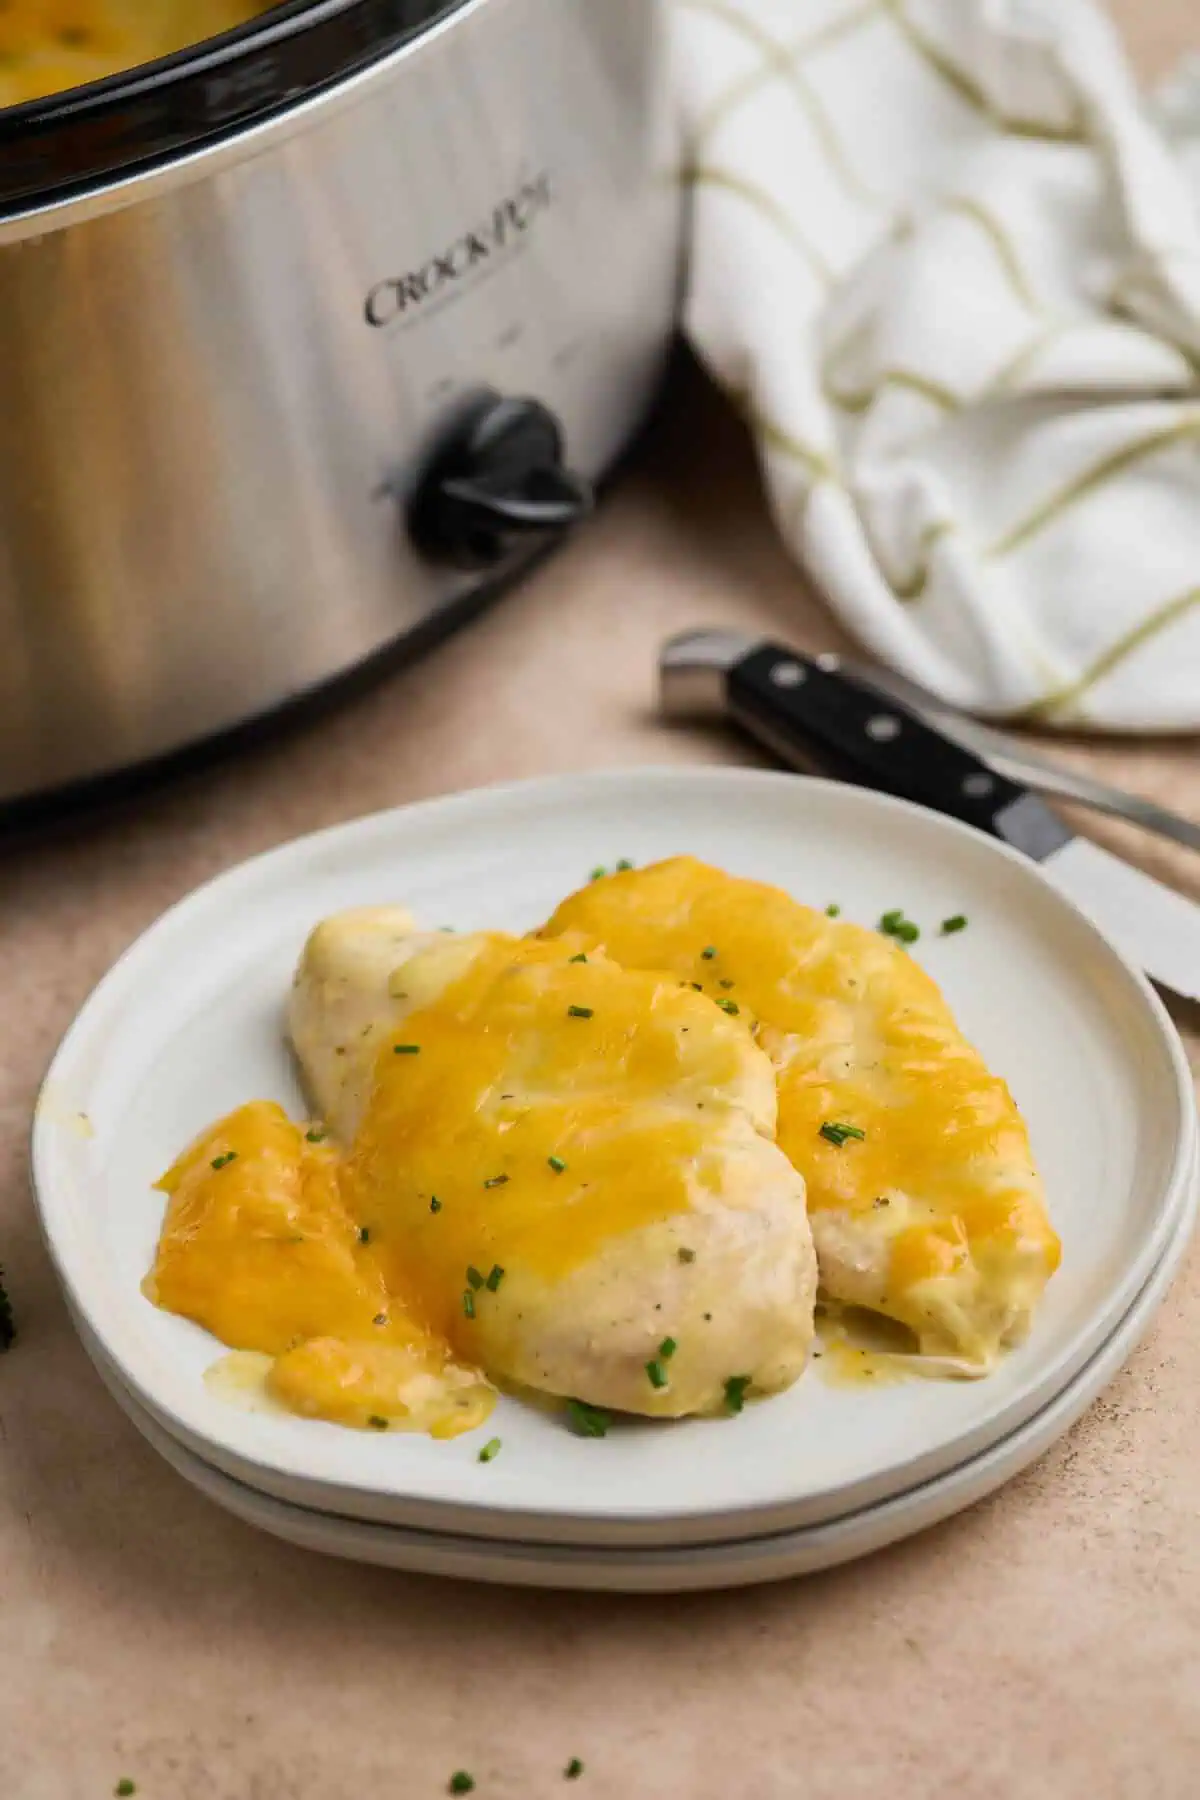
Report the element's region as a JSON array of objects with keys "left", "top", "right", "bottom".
[
  {"left": 449, "top": 1776, "right": 475, "bottom": 1796},
  {"left": 588, "top": 866, "right": 607, "bottom": 882},
  {"left": 568, "top": 952, "right": 589, "bottom": 963},
  {"left": 466, "top": 1266, "right": 484, "bottom": 1290},
  {"left": 700, "top": 945, "right": 717, "bottom": 960},
  {"left": 565, "top": 1759, "right": 585, "bottom": 1780},
  {"left": 462, "top": 1290, "right": 476, "bottom": 1320},
  {"left": 724, "top": 1375, "right": 751, "bottom": 1415},
  {"left": 715, "top": 998, "right": 740, "bottom": 1015},
  {"left": 615, "top": 858, "right": 634, "bottom": 872},
  {"left": 548, "top": 1155, "right": 567, "bottom": 1173},
  {"left": 567, "top": 1005, "right": 594, "bottom": 1019},
  {"left": 658, "top": 1337, "right": 677, "bottom": 1360},
  {"left": 393, "top": 1042, "right": 421, "bottom": 1055},
  {"left": 366, "top": 1415, "right": 388, "bottom": 1431},
  {"left": 819, "top": 1121, "right": 866, "bottom": 1146},
  {"left": 358, "top": 1227, "right": 371, "bottom": 1244},
  {"left": 486, "top": 1265, "right": 505, "bottom": 1292},
  {"left": 430, "top": 1197, "right": 442, "bottom": 1213},
  {"left": 478, "top": 1437, "right": 502, "bottom": 1463},
  {"left": 566, "top": 1398, "right": 611, "bottom": 1438},
  {"left": 940, "top": 914, "right": 968, "bottom": 935},
  {"left": 878, "top": 910, "right": 920, "bottom": 944},
  {"left": 645, "top": 1359, "right": 668, "bottom": 1390},
  {"left": 373, "top": 1312, "right": 388, "bottom": 1325},
  {"left": 719, "top": 978, "right": 734, "bottom": 989},
  {"left": 678, "top": 1247, "right": 696, "bottom": 1264},
  {"left": 305, "top": 1127, "right": 328, "bottom": 1143},
  {"left": 210, "top": 1151, "right": 237, "bottom": 1170},
  {"left": 483, "top": 1174, "right": 509, "bottom": 1189},
  {"left": 825, "top": 903, "right": 841, "bottom": 917},
  {"left": 114, "top": 1784, "right": 137, "bottom": 1798}
]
